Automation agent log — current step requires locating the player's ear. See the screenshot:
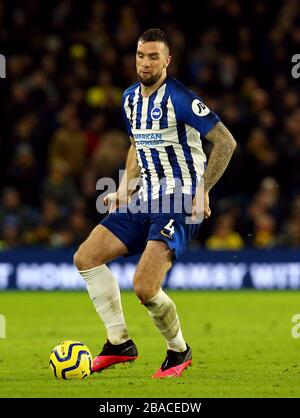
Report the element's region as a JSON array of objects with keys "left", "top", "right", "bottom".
[{"left": 164, "top": 55, "right": 172, "bottom": 68}]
